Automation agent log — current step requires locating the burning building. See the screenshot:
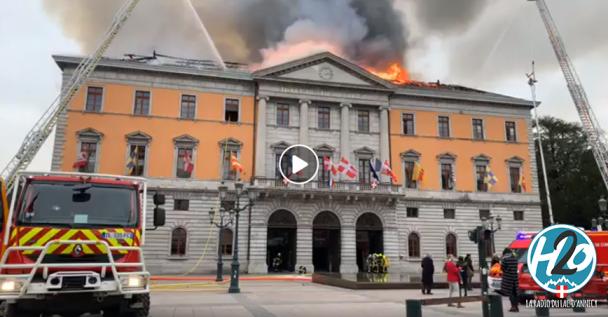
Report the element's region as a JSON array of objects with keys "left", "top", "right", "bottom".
[{"left": 51, "top": 51, "right": 542, "bottom": 274}]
